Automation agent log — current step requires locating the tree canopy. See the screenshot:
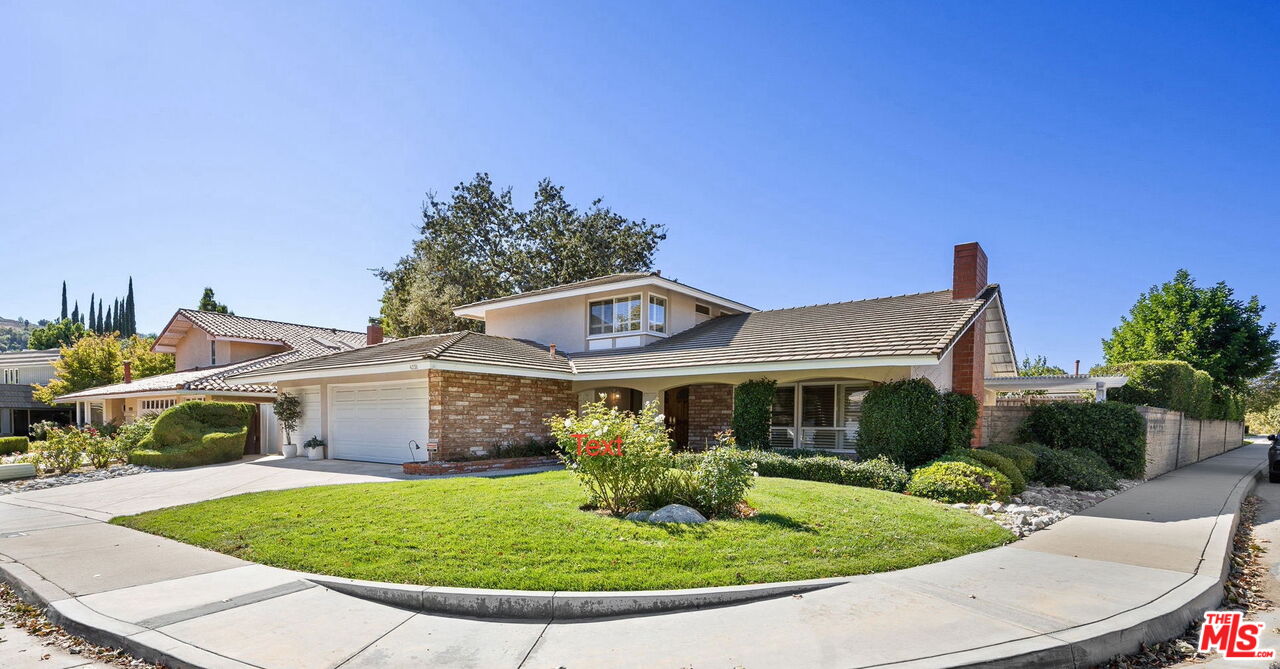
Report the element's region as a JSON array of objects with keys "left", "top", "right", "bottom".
[
  {"left": 376, "top": 173, "right": 666, "bottom": 336},
  {"left": 1102, "top": 269, "right": 1278, "bottom": 391},
  {"left": 198, "top": 288, "right": 233, "bottom": 314},
  {"left": 33, "top": 333, "right": 175, "bottom": 405},
  {"left": 1019, "top": 354, "right": 1067, "bottom": 376},
  {"left": 29, "top": 319, "right": 88, "bottom": 350}
]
